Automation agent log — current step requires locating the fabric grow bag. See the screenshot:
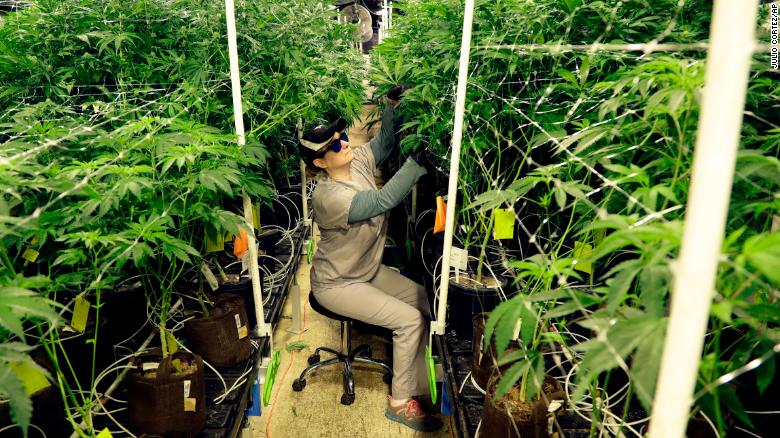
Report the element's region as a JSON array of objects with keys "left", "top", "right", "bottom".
[
  {"left": 127, "top": 350, "right": 206, "bottom": 437},
  {"left": 183, "top": 294, "right": 252, "bottom": 367},
  {"left": 480, "top": 374, "right": 566, "bottom": 438},
  {"left": 471, "top": 313, "right": 522, "bottom": 393}
]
